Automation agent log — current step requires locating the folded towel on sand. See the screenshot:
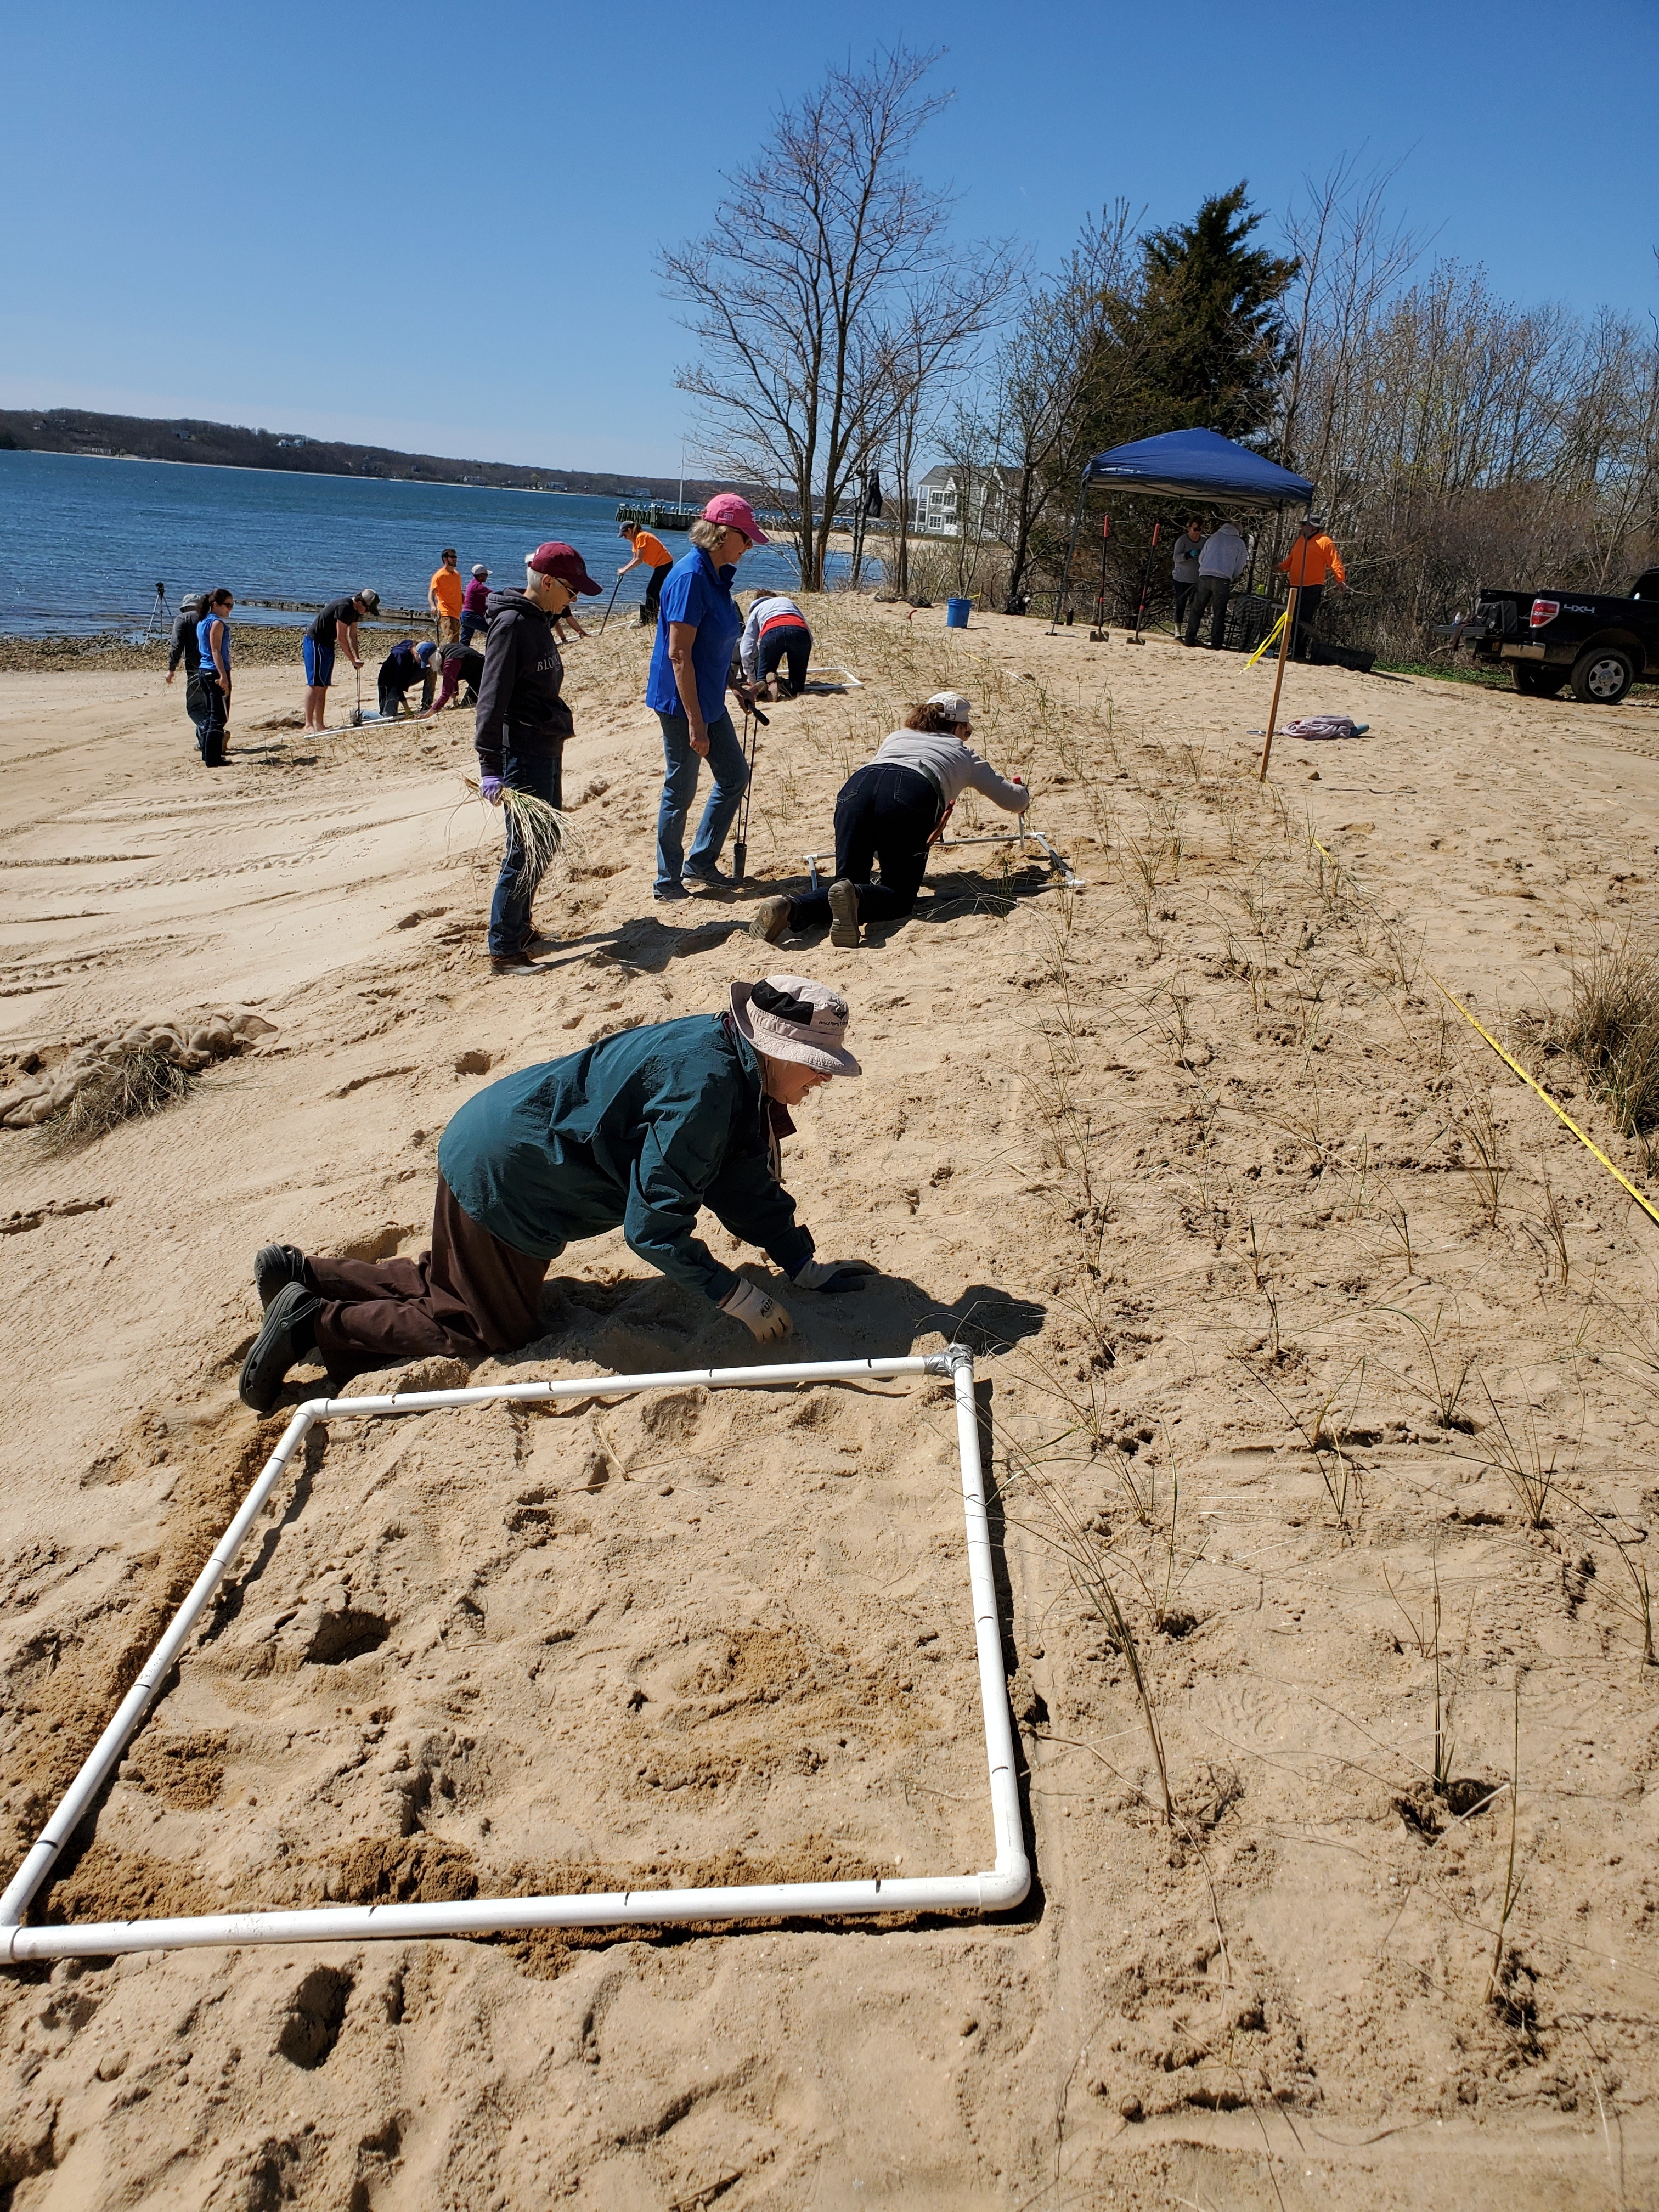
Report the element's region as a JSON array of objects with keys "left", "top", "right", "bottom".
[{"left": 1282, "top": 715, "right": 1369, "bottom": 740}]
